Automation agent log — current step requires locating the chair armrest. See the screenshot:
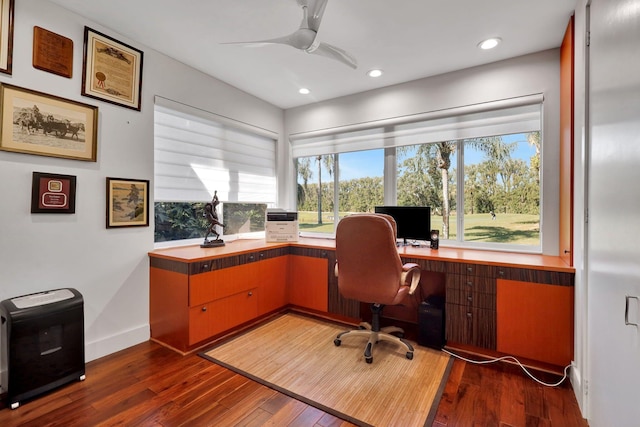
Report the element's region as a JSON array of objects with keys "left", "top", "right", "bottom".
[{"left": 400, "top": 263, "right": 421, "bottom": 295}]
